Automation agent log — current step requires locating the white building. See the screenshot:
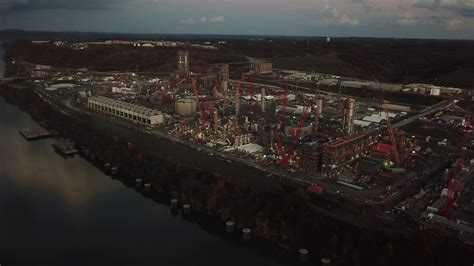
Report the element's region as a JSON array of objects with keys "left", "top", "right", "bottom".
[
  {"left": 87, "top": 96, "right": 165, "bottom": 126},
  {"left": 238, "top": 143, "right": 263, "bottom": 154},
  {"left": 362, "top": 112, "right": 397, "bottom": 124}
]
